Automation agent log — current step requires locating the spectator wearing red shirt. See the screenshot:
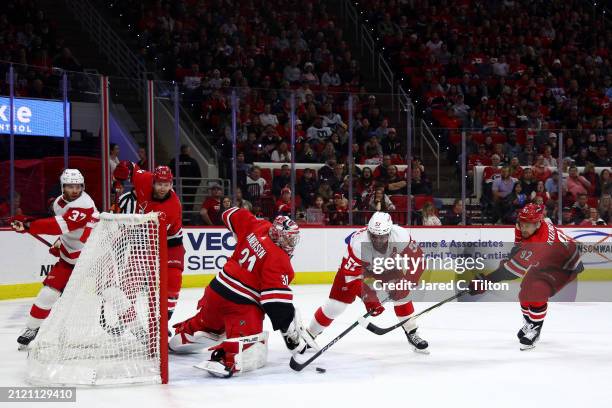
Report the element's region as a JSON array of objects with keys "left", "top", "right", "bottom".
[
  {"left": 468, "top": 144, "right": 492, "bottom": 171},
  {"left": 275, "top": 187, "right": 293, "bottom": 216},
  {"left": 508, "top": 157, "right": 524, "bottom": 179},
  {"left": 532, "top": 155, "right": 552, "bottom": 183},
  {"left": 199, "top": 183, "right": 224, "bottom": 225},
  {"left": 373, "top": 155, "right": 393, "bottom": 180}
]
